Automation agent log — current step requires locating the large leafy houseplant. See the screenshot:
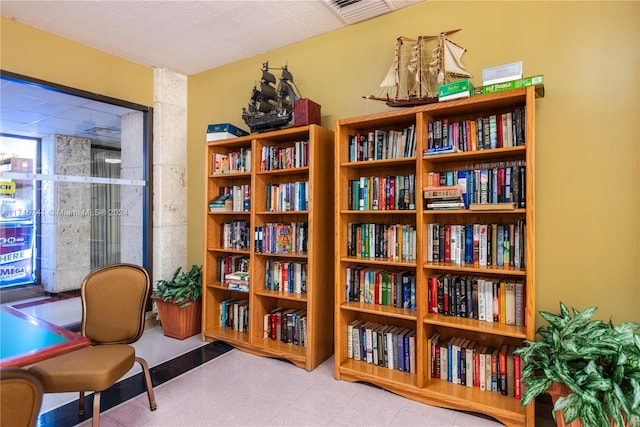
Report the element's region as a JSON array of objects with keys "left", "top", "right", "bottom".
[
  {"left": 153, "top": 265, "right": 202, "bottom": 308},
  {"left": 515, "top": 303, "right": 640, "bottom": 427}
]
